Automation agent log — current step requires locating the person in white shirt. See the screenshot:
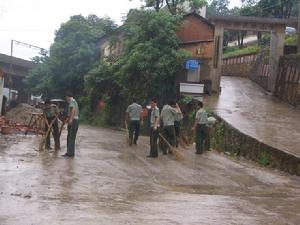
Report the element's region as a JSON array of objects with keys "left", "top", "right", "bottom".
[{"left": 125, "top": 98, "right": 143, "bottom": 145}]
